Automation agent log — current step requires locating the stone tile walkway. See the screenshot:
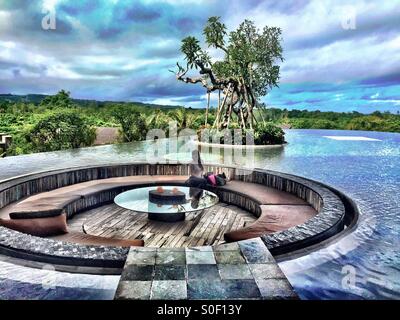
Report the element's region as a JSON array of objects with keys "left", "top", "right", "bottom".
[
  {"left": 115, "top": 238, "right": 298, "bottom": 300},
  {"left": 0, "top": 257, "right": 119, "bottom": 300}
]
